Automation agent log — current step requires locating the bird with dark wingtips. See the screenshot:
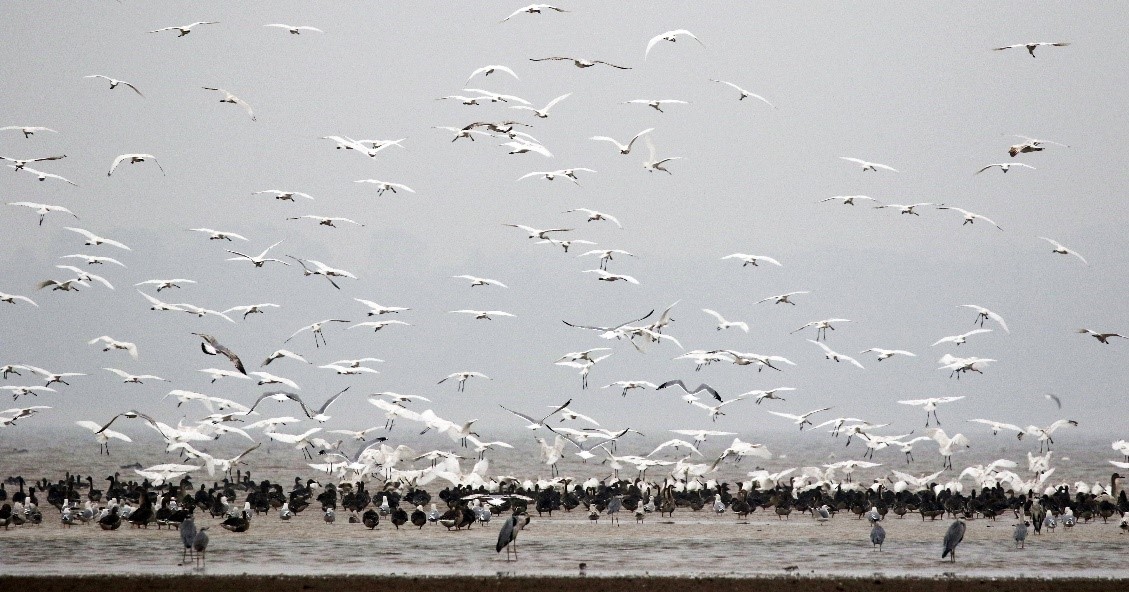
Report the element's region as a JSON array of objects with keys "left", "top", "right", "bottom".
[{"left": 942, "top": 520, "right": 966, "bottom": 562}]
